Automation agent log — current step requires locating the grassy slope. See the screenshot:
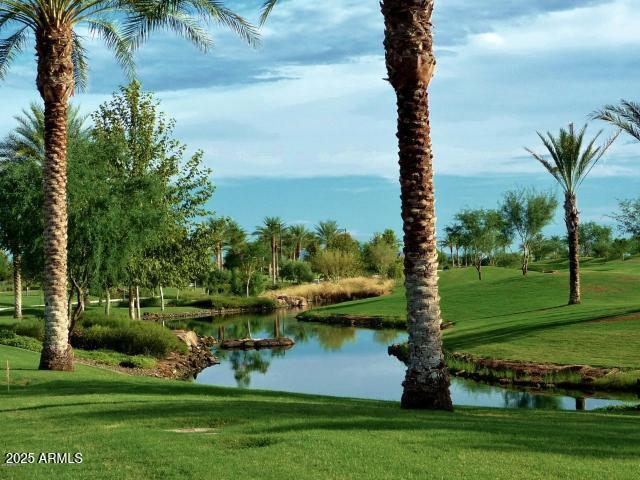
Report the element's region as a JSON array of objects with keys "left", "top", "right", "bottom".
[
  {"left": 0, "top": 345, "right": 639, "bottom": 480},
  {"left": 308, "top": 260, "right": 640, "bottom": 368}
]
